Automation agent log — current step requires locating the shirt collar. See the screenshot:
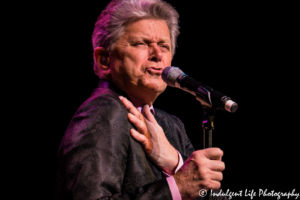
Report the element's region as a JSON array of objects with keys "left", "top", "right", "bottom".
[{"left": 137, "top": 105, "right": 155, "bottom": 115}]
